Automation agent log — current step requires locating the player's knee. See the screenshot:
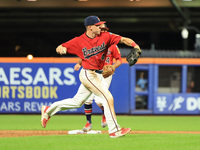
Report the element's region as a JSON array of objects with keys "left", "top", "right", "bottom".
[
  {"left": 106, "top": 96, "right": 114, "bottom": 106},
  {"left": 106, "top": 94, "right": 113, "bottom": 102}
]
